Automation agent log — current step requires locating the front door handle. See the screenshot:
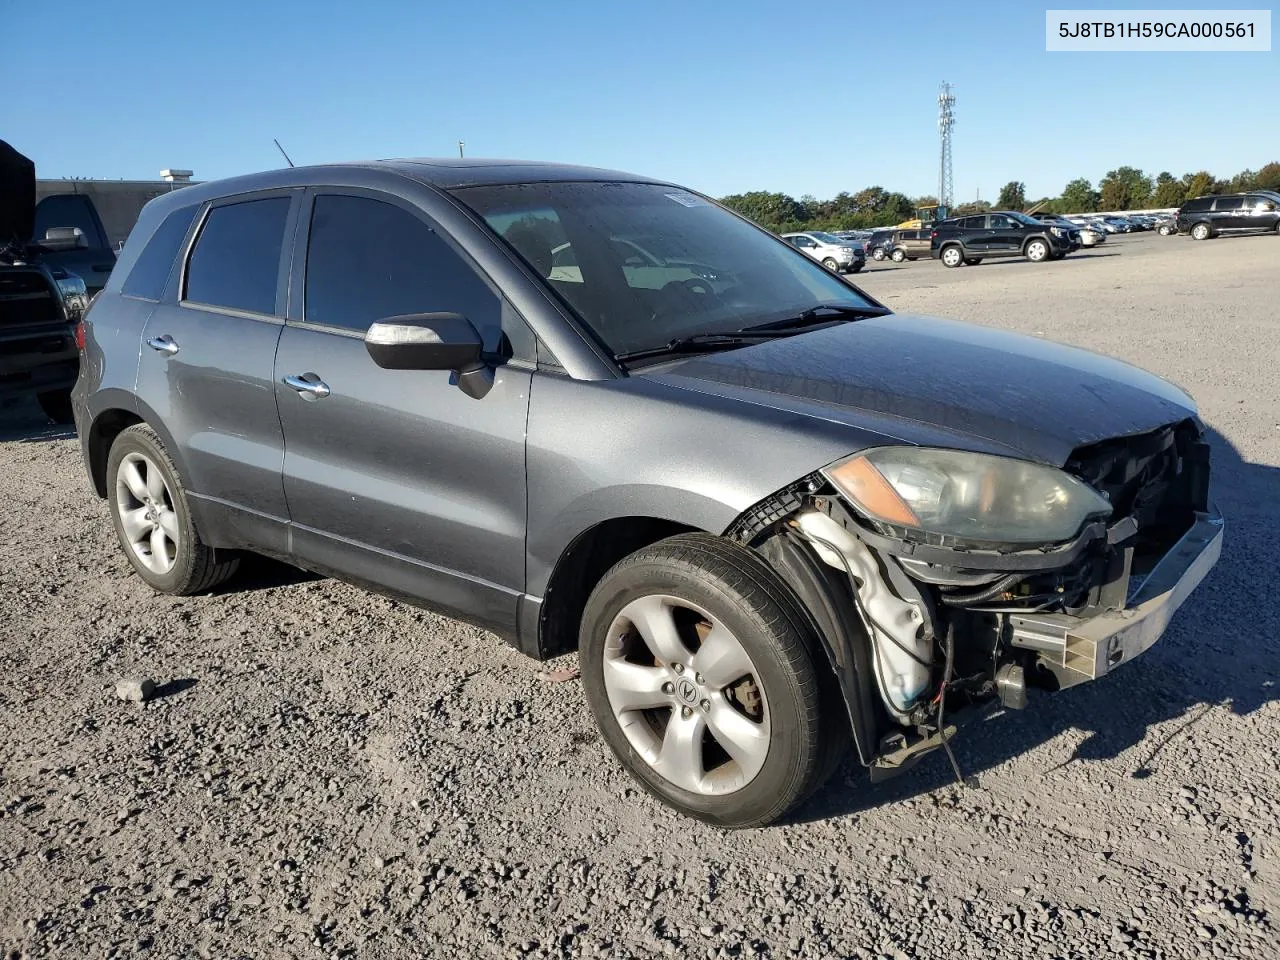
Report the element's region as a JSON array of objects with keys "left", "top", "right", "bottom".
[
  {"left": 282, "top": 373, "right": 331, "bottom": 399},
  {"left": 146, "top": 335, "right": 179, "bottom": 356}
]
